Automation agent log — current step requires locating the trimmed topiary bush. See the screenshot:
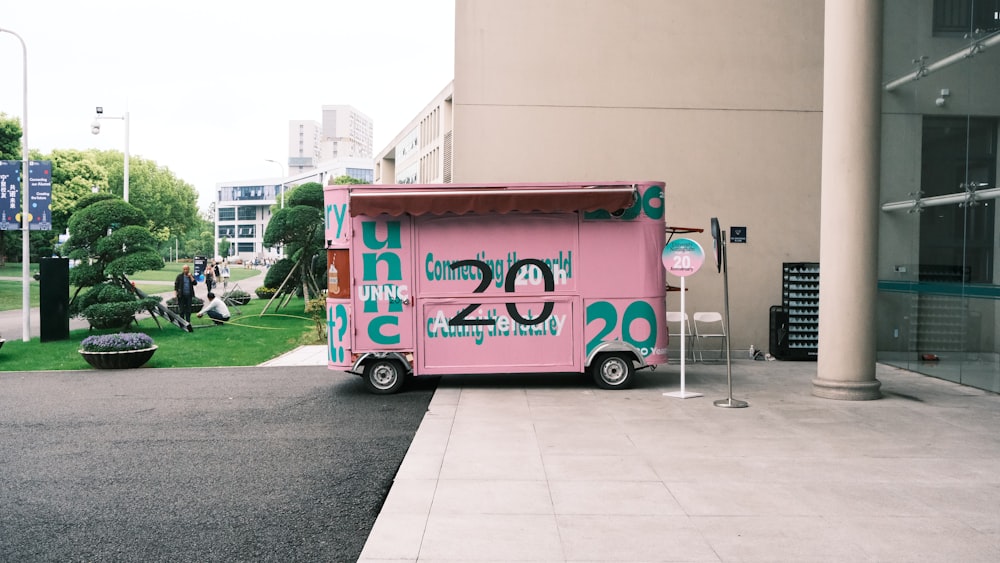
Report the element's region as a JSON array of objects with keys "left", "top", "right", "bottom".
[{"left": 70, "top": 282, "right": 160, "bottom": 330}]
